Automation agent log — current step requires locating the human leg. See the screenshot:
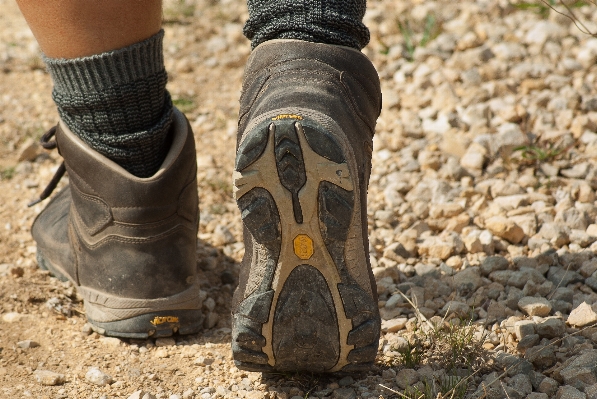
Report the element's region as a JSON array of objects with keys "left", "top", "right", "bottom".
[
  {"left": 232, "top": 1, "right": 381, "bottom": 372},
  {"left": 16, "top": 0, "right": 162, "bottom": 58},
  {"left": 24, "top": 1, "right": 203, "bottom": 337},
  {"left": 17, "top": 0, "right": 171, "bottom": 178}
]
